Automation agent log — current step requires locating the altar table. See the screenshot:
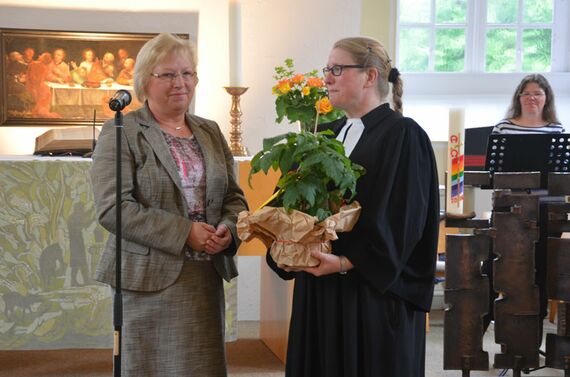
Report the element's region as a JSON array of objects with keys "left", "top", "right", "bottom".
[{"left": 0, "top": 156, "right": 237, "bottom": 350}]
